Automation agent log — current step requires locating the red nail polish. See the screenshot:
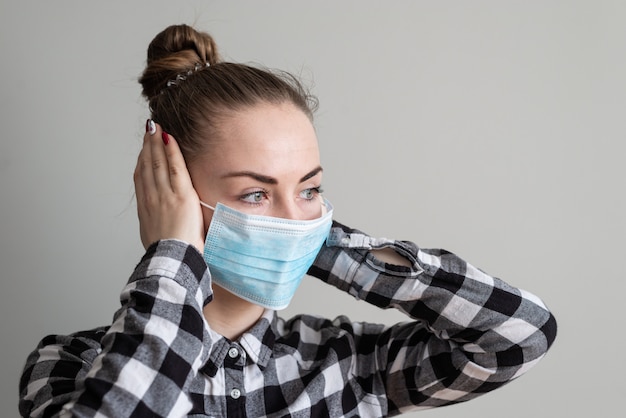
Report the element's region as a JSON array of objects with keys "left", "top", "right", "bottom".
[
  {"left": 162, "top": 131, "right": 170, "bottom": 145},
  {"left": 145, "top": 119, "right": 150, "bottom": 133}
]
